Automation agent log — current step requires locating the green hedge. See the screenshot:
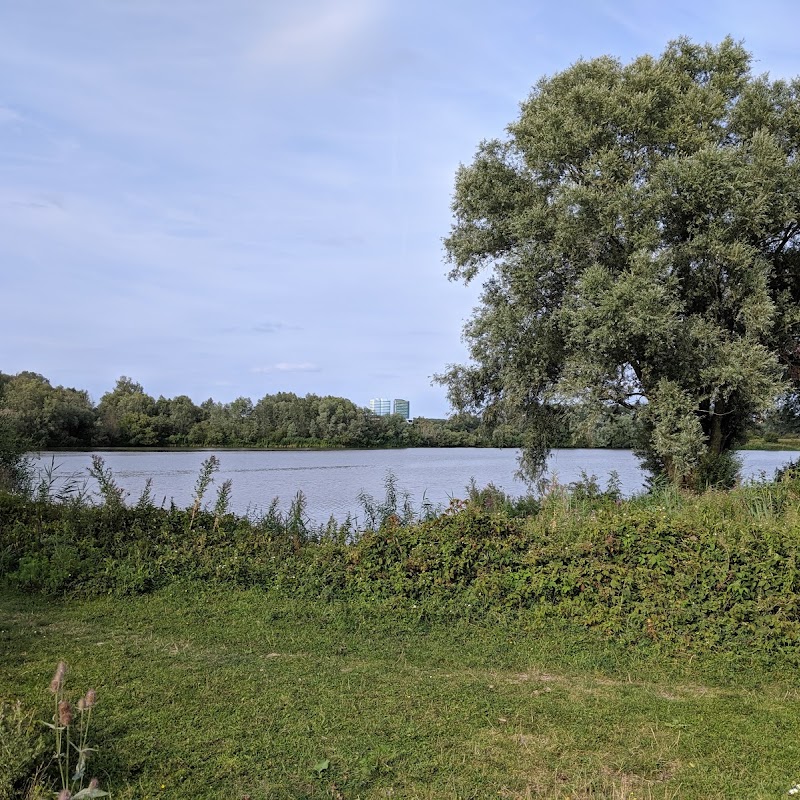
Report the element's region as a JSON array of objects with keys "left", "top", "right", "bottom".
[{"left": 2, "top": 481, "right": 800, "bottom": 653}]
